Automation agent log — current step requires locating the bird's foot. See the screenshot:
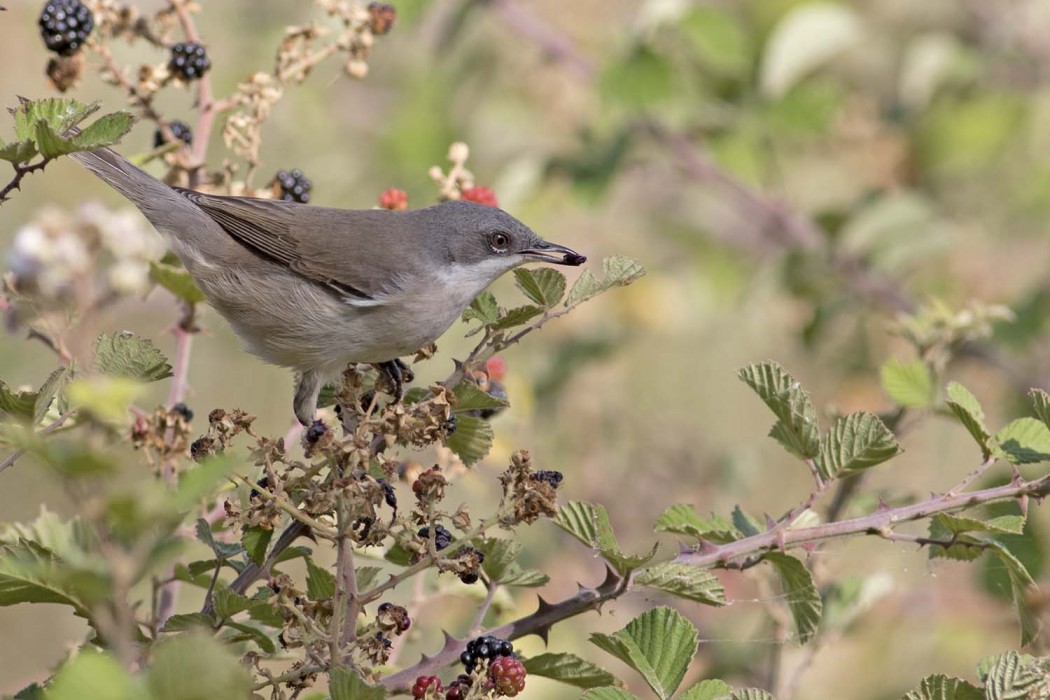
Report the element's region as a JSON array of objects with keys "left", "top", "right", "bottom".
[{"left": 376, "top": 359, "right": 413, "bottom": 401}]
